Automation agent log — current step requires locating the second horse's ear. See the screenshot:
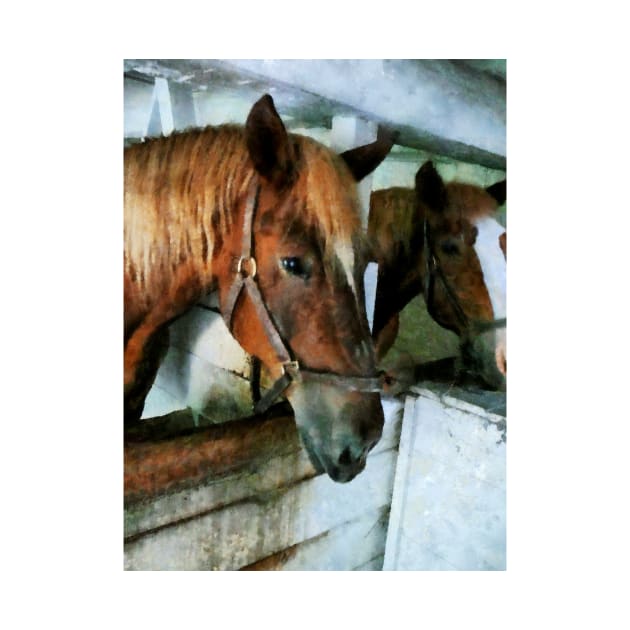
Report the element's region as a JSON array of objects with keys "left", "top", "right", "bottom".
[
  {"left": 245, "top": 94, "right": 296, "bottom": 188},
  {"left": 486, "top": 179, "right": 506, "bottom": 206},
  {"left": 415, "top": 161, "right": 446, "bottom": 211},
  {"left": 340, "top": 127, "right": 397, "bottom": 181}
]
